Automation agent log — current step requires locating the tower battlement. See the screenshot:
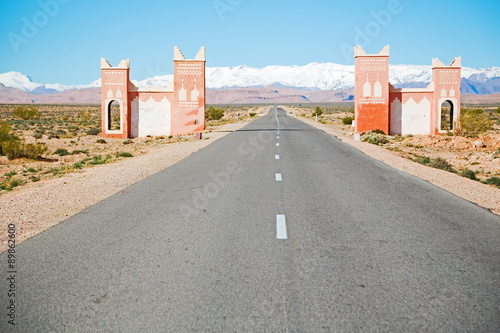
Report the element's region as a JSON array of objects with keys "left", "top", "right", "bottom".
[
  {"left": 354, "top": 45, "right": 461, "bottom": 135},
  {"left": 100, "top": 46, "right": 206, "bottom": 139}
]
